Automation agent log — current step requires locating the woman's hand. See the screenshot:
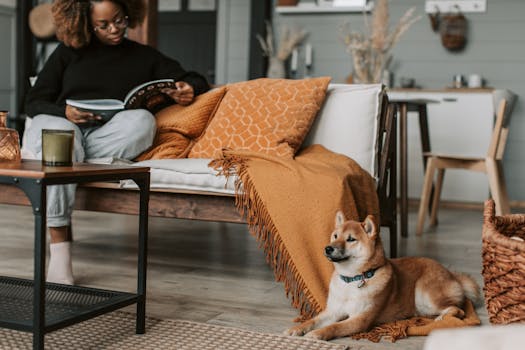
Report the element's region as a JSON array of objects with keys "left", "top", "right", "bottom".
[
  {"left": 65, "top": 105, "right": 101, "bottom": 124},
  {"left": 161, "top": 81, "right": 195, "bottom": 106}
]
